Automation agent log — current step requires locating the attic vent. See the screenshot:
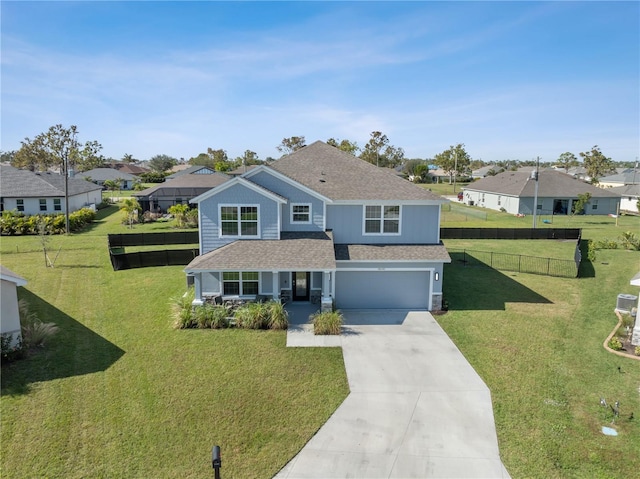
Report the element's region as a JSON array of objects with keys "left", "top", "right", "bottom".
[
  {"left": 319, "top": 179, "right": 326, "bottom": 183},
  {"left": 615, "top": 294, "right": 637, "bottom": 313}
]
